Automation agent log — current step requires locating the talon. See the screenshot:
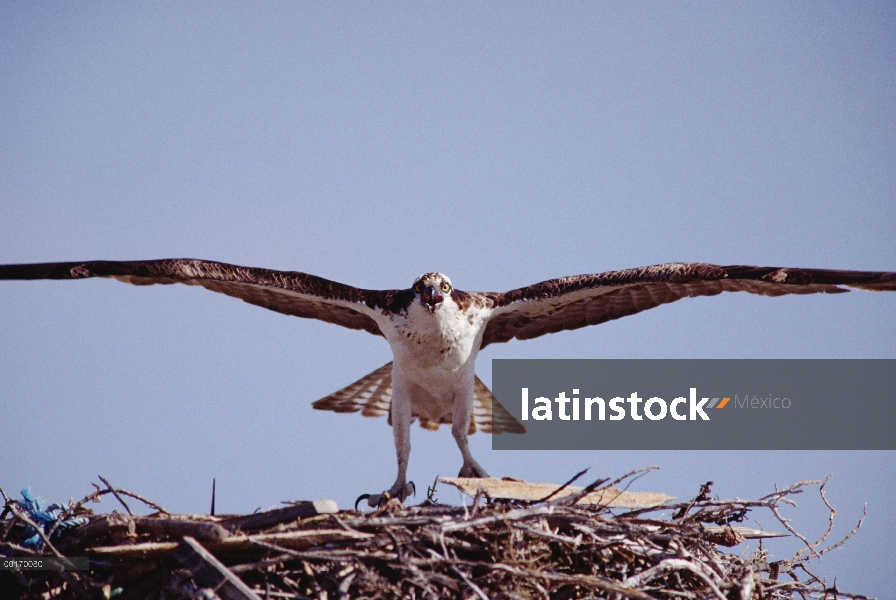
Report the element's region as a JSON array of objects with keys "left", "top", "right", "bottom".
[{"left": 355, "top": 482, "right": 417, "bottom": 511}]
